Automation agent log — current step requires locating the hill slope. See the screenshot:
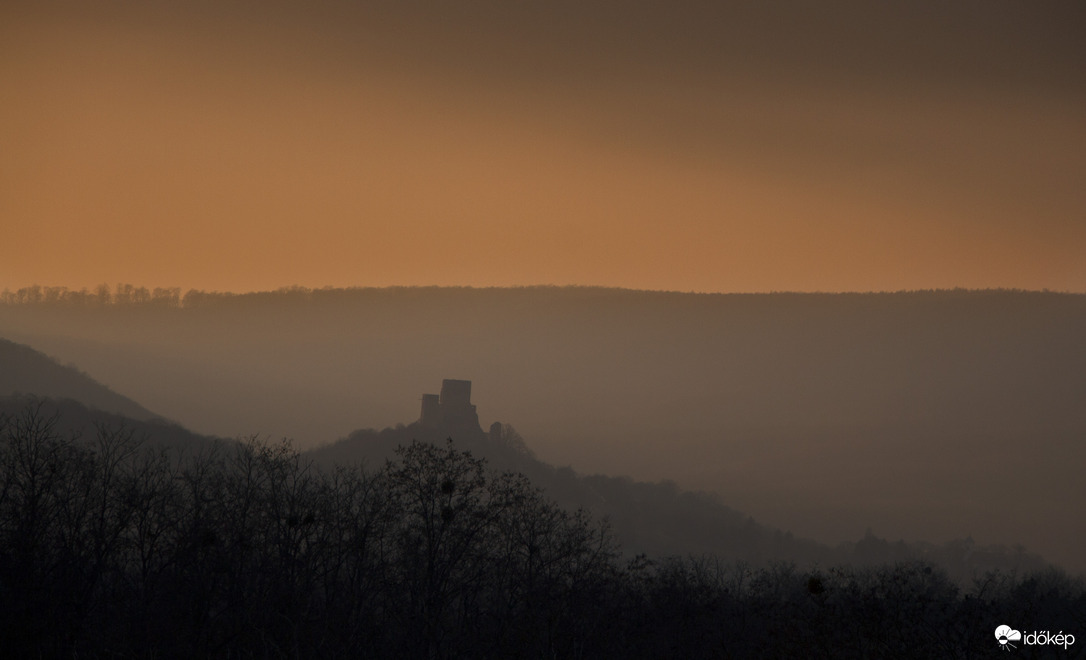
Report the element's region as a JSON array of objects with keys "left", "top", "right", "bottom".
[
  {"left": 0, "top": 338, "right": 157, "bottom": 421},
  {"left": 0, "top": 394, "right": 222, "bottom": 456},
  {"left": 308, "top": 420, "right": 1050, "bottom": 580}
]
